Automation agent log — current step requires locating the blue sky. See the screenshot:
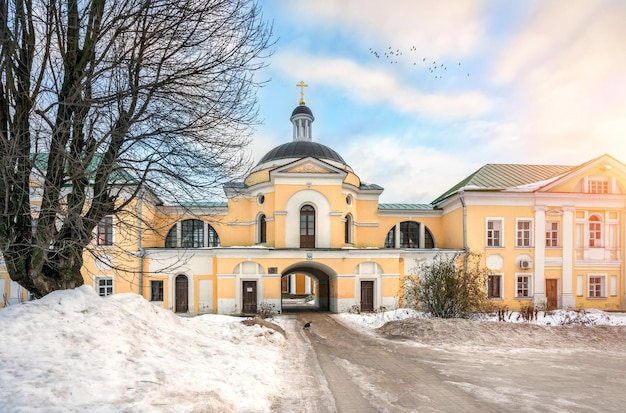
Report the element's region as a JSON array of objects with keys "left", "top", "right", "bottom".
[{"left": 251, "top": 0, "right": 626, "bottom": 203}]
